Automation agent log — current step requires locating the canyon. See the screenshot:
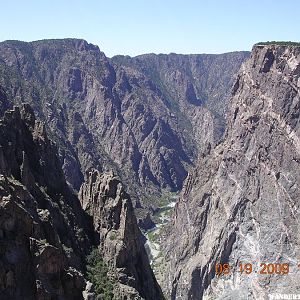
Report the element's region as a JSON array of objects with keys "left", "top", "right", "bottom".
[
  {"left": 0, "top": 39, "right": 299, "bottom": 299},
  {"left": 0, "top": 39, "right": 248, "bottom": 204}
]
